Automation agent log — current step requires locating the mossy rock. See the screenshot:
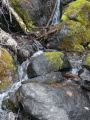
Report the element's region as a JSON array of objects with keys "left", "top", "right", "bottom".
[
  {"left": 9, "top": 0, "right": 34, "bottom": 31},
  {"left": 83, "top": 53, "right": 90, "bottom": 69},
  {"left": 47, "top": 20, "right": 89, "bottom": 51},
  {"left": 61, "top": 0, "right": 90, "bottom": 26},
  {"left": 0, "top": 48, "right": 15, "bottom": 89},
  {"left": 27, "top": 51, "right": 71, "bottom": 78}
]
